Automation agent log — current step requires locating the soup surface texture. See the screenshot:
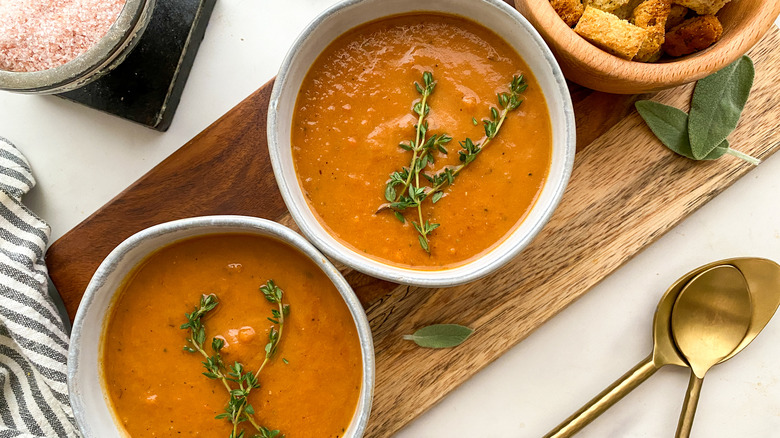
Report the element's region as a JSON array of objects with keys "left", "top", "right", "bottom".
[
  {"left": 292, "top": 13, "right": 552, "bottom": 269},
  {"left": 102, "top": 234, "right": 362, "bottom": 437}
]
